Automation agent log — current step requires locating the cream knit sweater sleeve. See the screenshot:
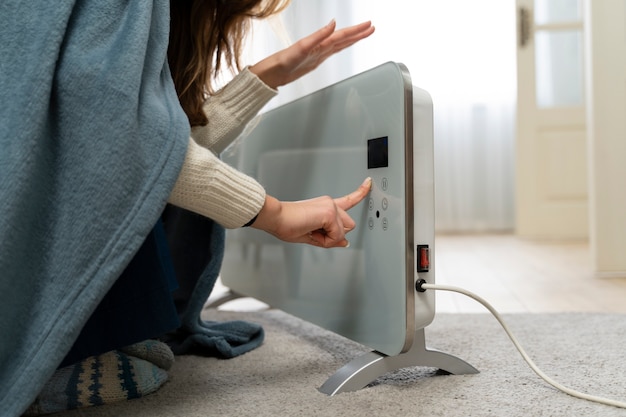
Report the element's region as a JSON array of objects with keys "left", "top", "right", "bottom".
[
  {"left": 168, "top": 68, "right": 278, "bottom": 228},
  {"left": 191, "top": 67, "right": 277, "bottom": 154}
]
